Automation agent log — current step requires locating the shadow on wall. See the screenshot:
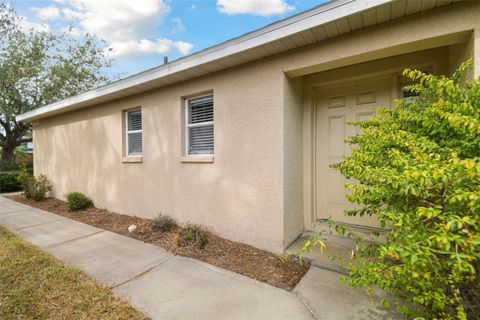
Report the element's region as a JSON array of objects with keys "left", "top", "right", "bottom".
[
  {"left": 38, "top": 102, "right": 127, "bottom": 212},
  {"left": 35, "top": 57, "right": 286, "bottom": 252}
]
